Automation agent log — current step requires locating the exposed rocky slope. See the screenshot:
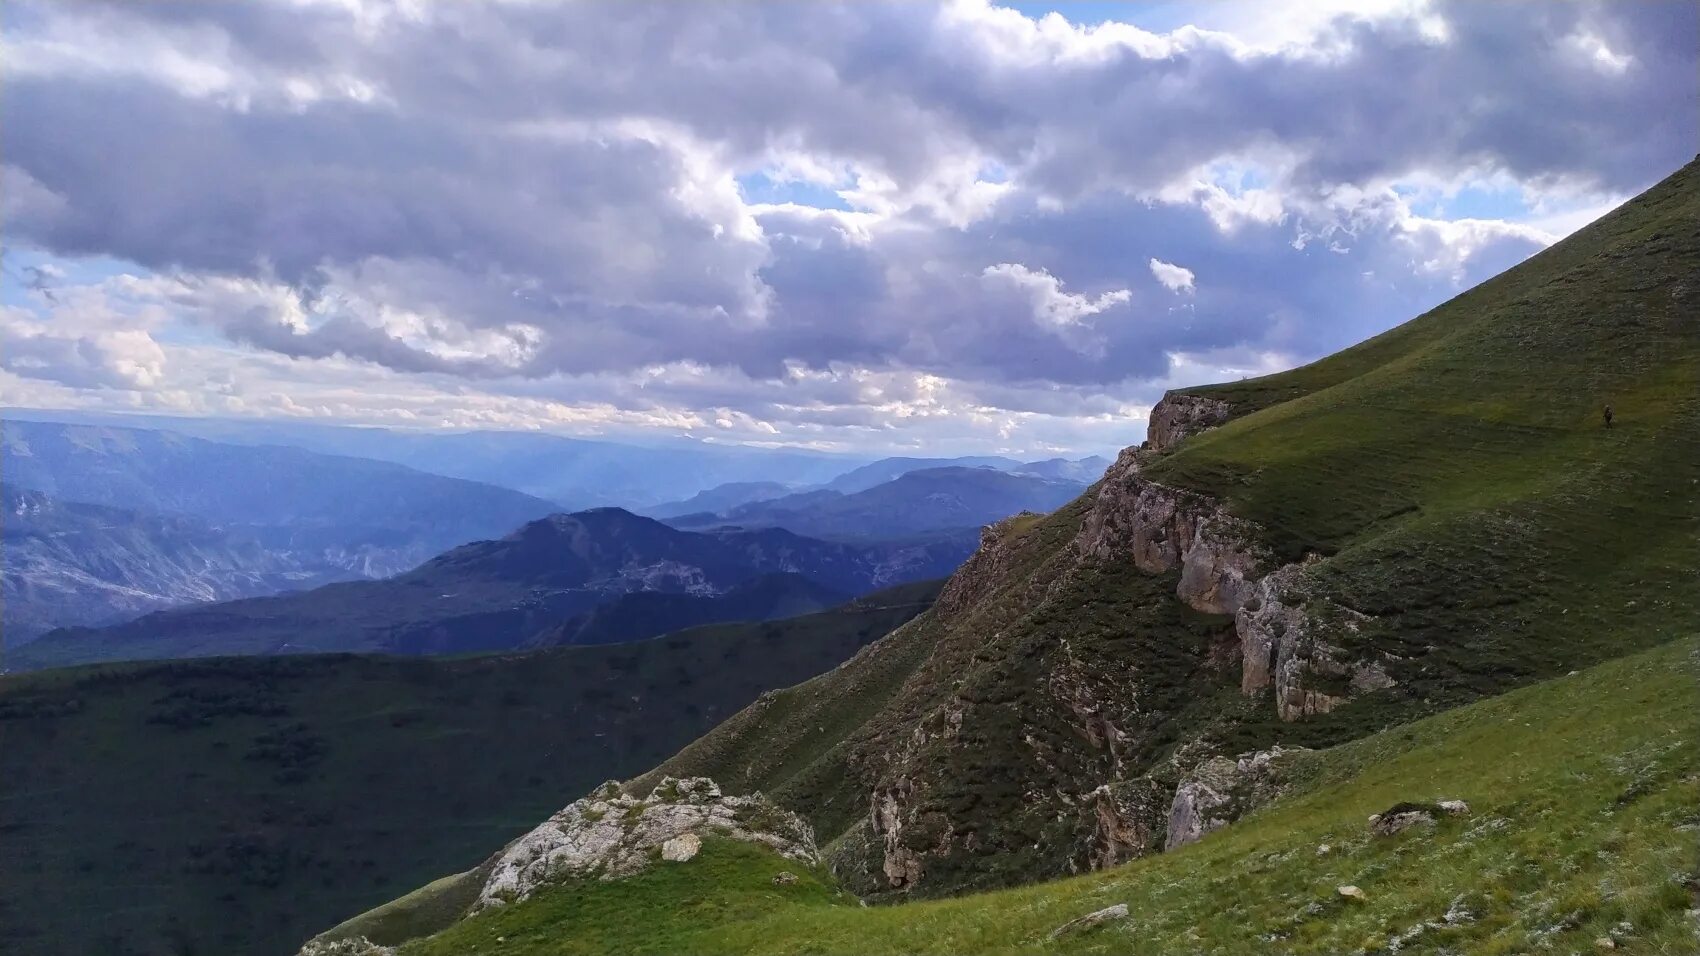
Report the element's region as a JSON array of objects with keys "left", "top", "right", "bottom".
[
  {"left": 2, "top": 489, "right": 351, "bottom": 643},
  {"left": 301, "top": 777, "right": 817, "bottom": 951}
]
